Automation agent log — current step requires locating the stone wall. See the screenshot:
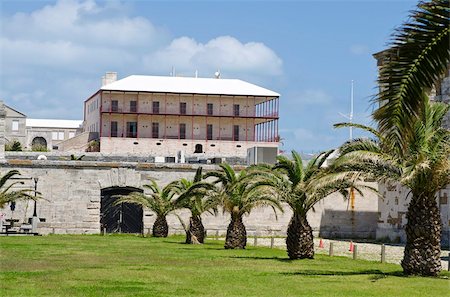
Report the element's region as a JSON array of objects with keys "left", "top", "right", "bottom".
[
  {"left": 376, "top": 183, "right": 450, "bottom": 246},
  {"left": 100, "top": 137, "right": 277, "bottom": 159},
  {"left": 0, "top": 160, "right": 379, "bottom": 238}
]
